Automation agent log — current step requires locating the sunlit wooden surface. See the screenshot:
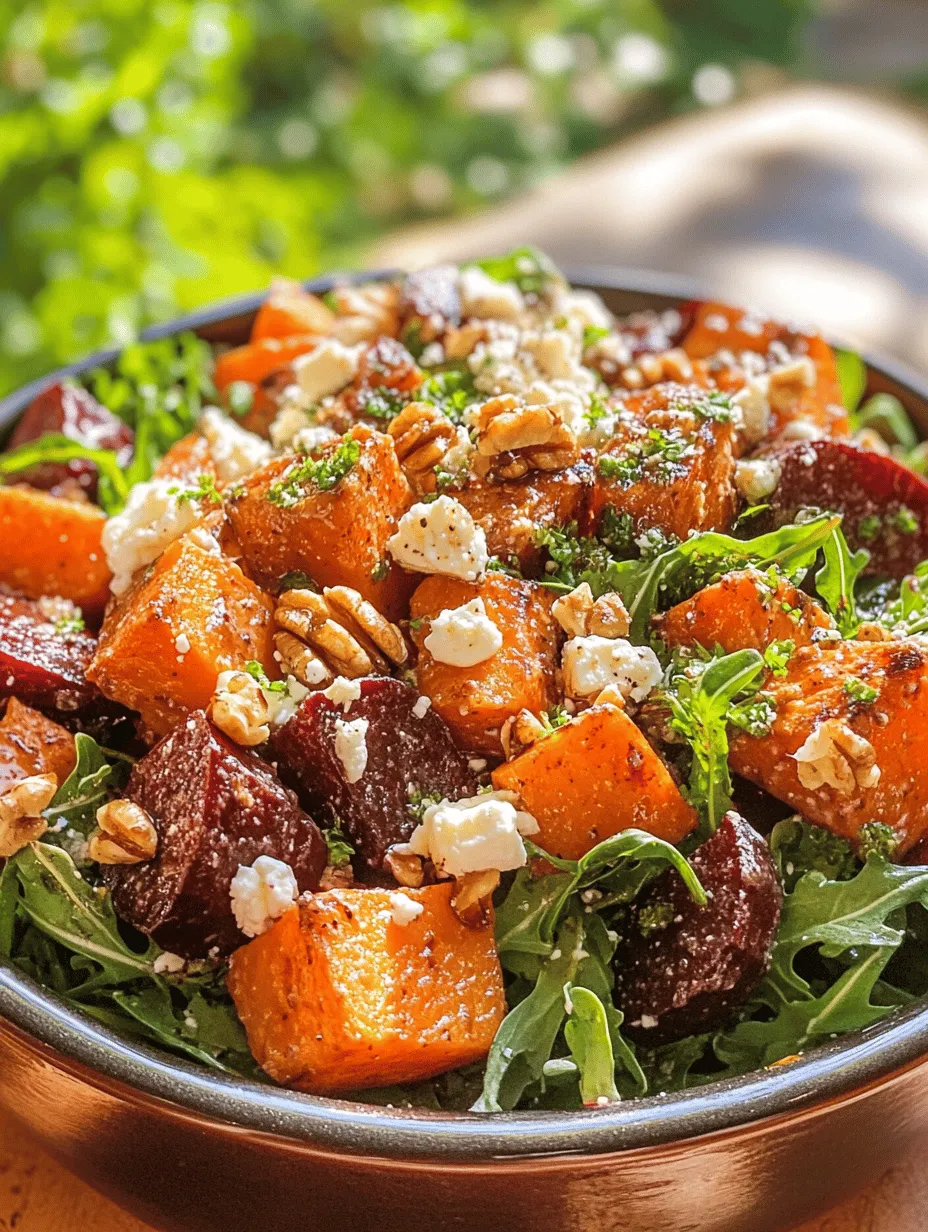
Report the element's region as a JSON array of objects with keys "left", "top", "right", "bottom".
[{"left": 0, "top": 1106, "right": 921, "bottom": 1231}]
